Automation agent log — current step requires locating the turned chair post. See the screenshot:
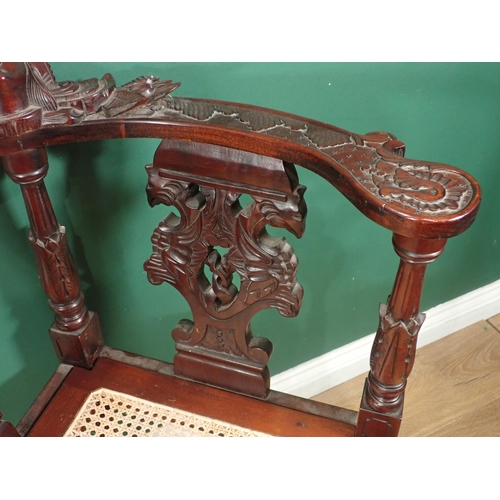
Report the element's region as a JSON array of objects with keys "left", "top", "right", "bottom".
[
  {"left": 1, "top": 148, "right": 104, "bottom": 368},
  {"left": 0, "top": 63, "right": 482, "bottom": 437},
  {"left": 356, "top": 234, "right": 447, "bottom": 436},
  {"left": 0, "top": 64, "right": 103, "bottom": 369}
]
